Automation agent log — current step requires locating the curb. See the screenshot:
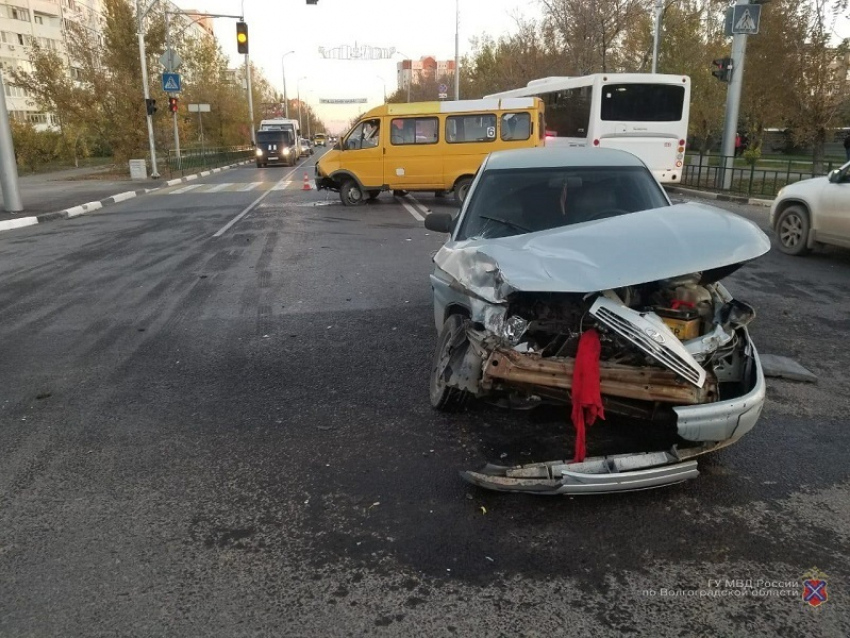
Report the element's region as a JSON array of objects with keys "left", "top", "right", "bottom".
[
  {"left": 665, "top": 185, "right": 773, "bottom": 208},
  {"left": 0, "top": 160, "right": 252, "bottom": 234}
]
